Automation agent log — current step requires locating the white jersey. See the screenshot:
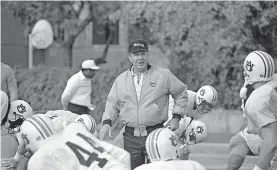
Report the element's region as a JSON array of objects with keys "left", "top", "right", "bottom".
[
  {"left": 45, "top": 110, "right": 79, "bottom": 132},
  {"left": 28, "top": 123, "right": 130, "bottom": 170},
  {"left": 134, "top": 160, "right": 206, "bottom": 170},
  {"left": 238, "top": 127, "right": 262, "bottom": 155}
]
